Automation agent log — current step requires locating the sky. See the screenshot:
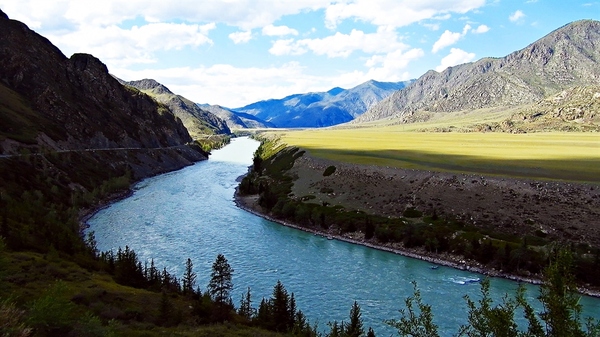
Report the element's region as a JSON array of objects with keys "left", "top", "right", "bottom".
[{"left": 1, "top": 1, "right": 599, "bottom": 108}]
